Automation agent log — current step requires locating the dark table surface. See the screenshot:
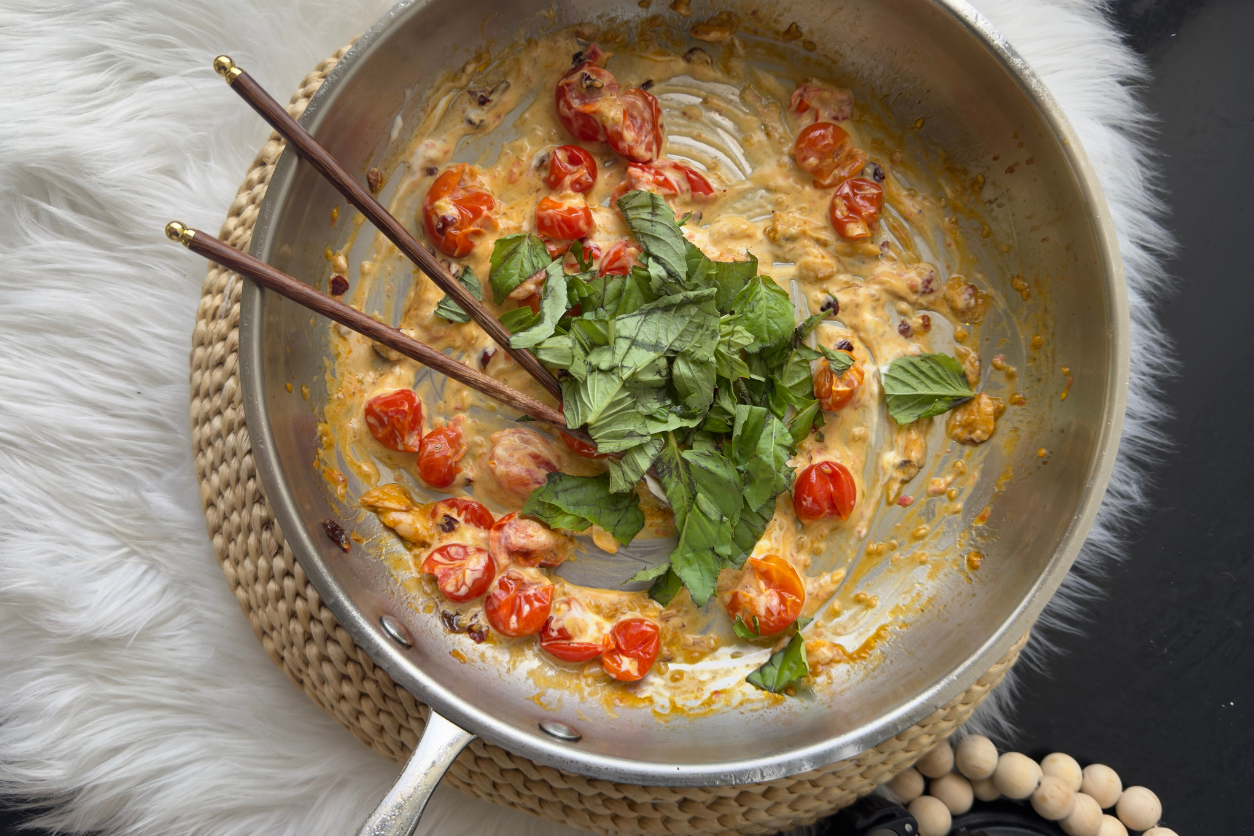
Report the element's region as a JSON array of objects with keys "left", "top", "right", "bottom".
[{"left": 3, "top": 0, "right": 1250, "bottom": 833}]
